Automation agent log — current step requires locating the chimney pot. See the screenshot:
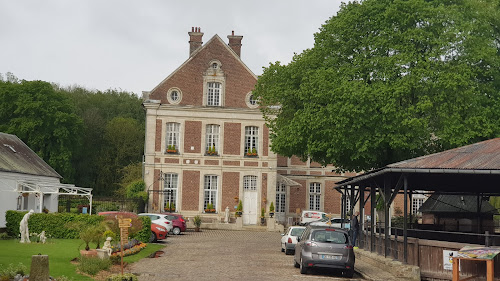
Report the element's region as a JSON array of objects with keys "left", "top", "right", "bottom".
[
  {"left": 227, "top": 31, "right": 243, "bottom": 57},
  {"left": 192, "top": 27, "right": 194, "bottom": 32},
  {"left": 188, "top": 27, "right": 204, "bottom": 56}
]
